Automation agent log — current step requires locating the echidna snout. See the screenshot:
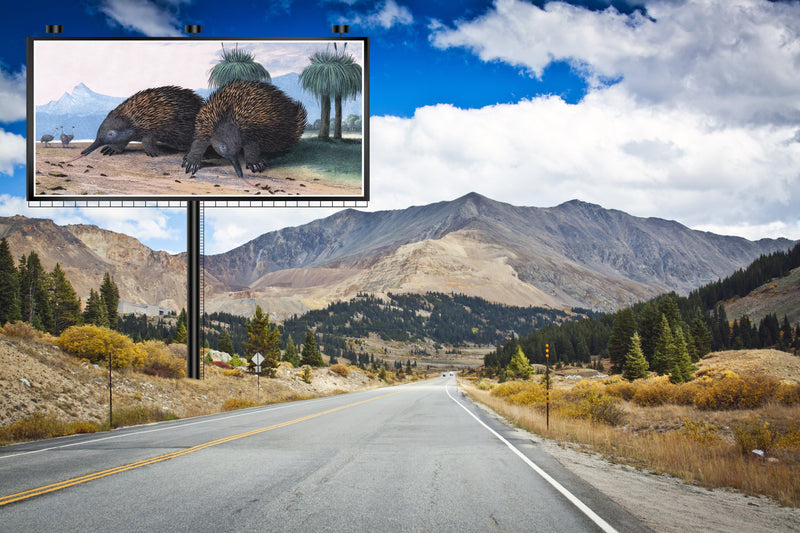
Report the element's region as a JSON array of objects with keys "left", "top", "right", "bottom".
[
  {"left": 82, "top": 116, "right": 135, "bottom": 156},
  {"left": 210, "top": 121, "right": 244, "bottom": 178}
]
